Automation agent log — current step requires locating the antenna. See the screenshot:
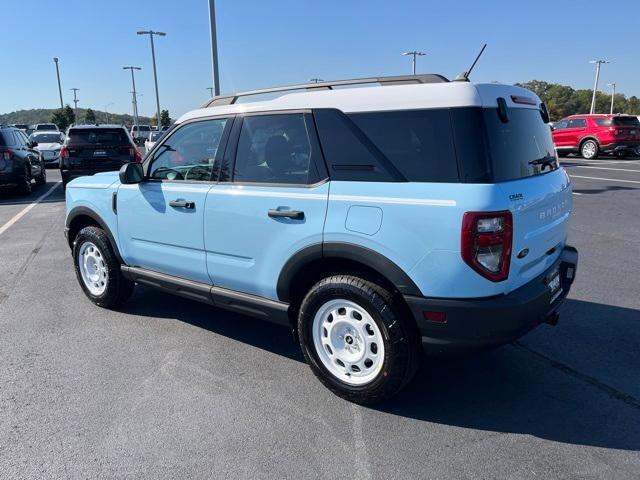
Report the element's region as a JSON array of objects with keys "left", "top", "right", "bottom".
[{"left": 454, "top": 44, "right": 487, "bottom": 82}]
